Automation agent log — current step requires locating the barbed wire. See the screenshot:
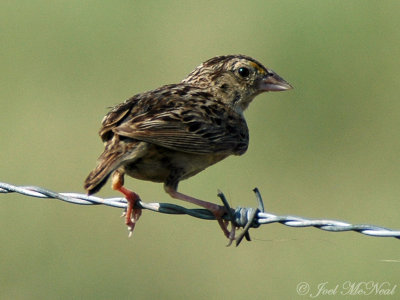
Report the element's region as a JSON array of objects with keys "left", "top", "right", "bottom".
[{"left": 1, "top": 181, "right": 399, "bottom": 246}]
